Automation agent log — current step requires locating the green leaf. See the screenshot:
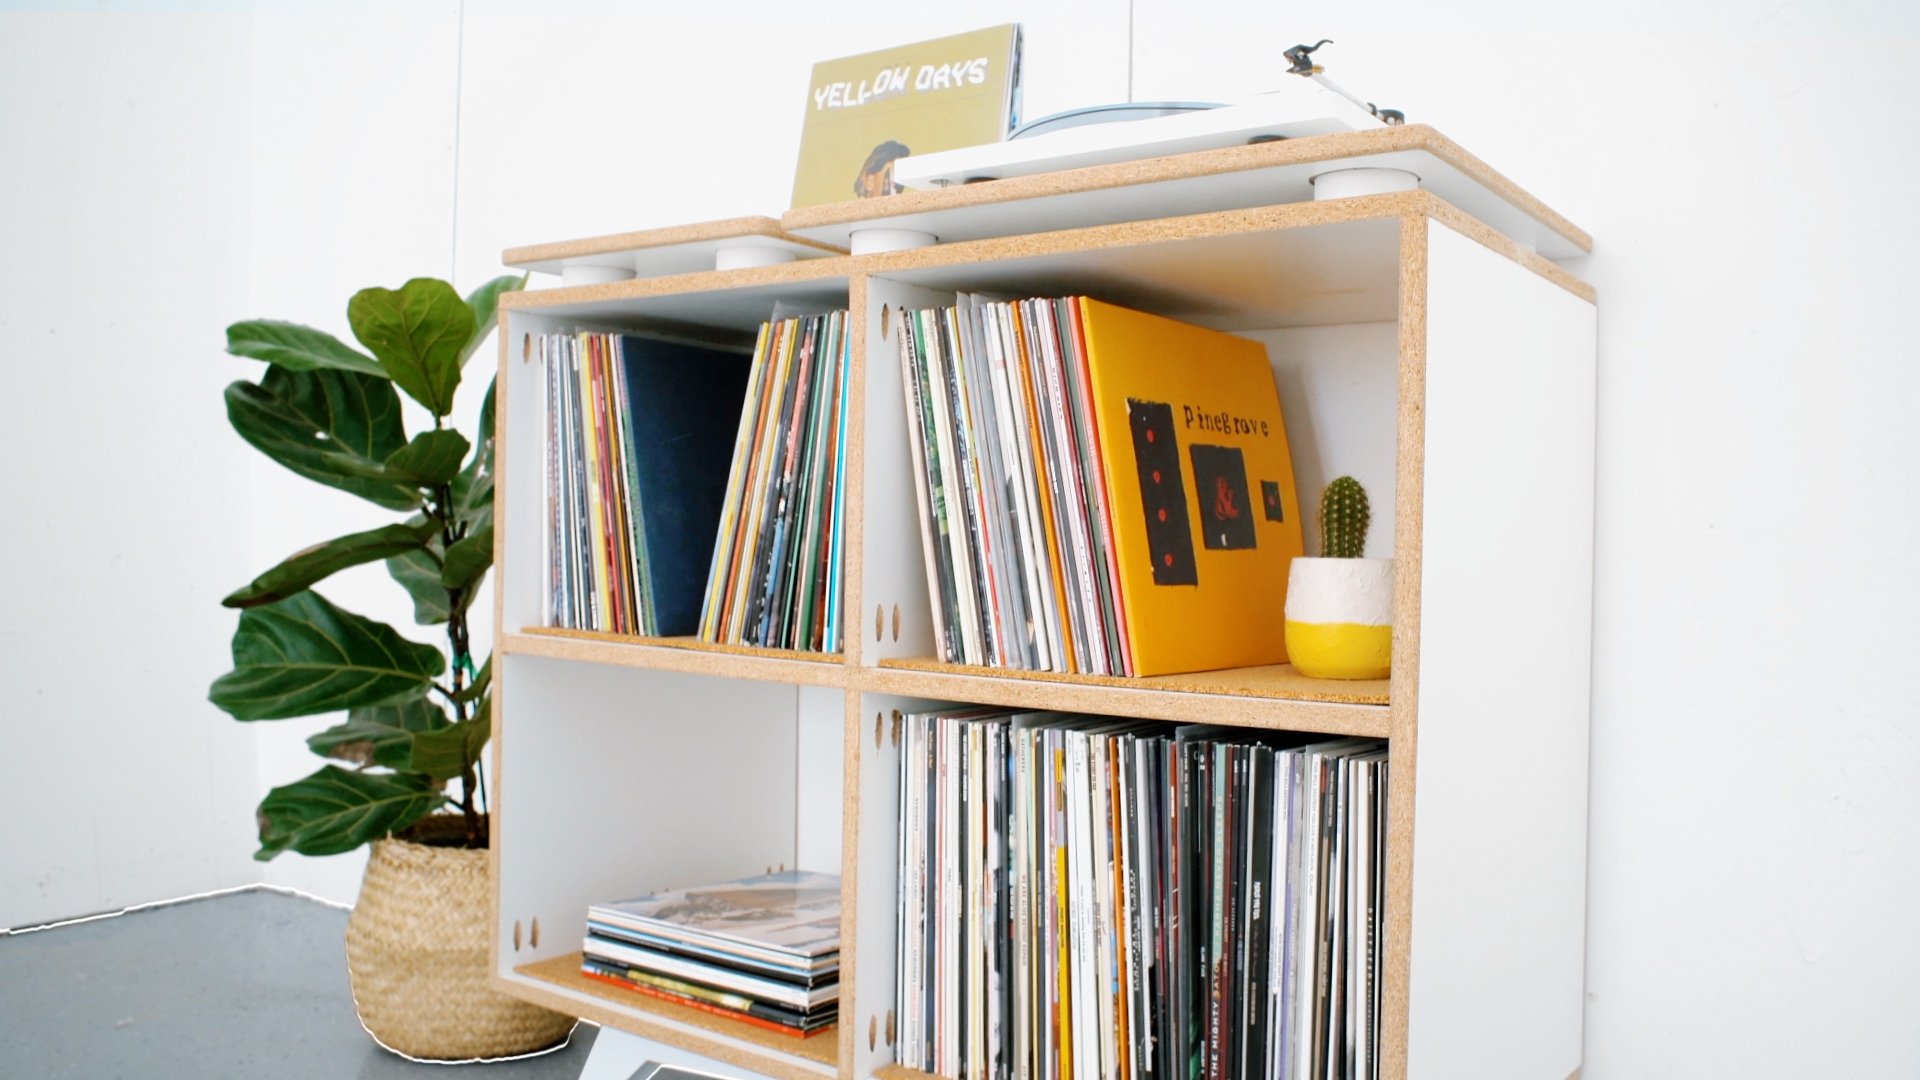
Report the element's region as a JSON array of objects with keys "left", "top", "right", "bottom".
[
  {"left": 254, "top": 765, "right": 444, "bottom": 860},
  {"left": 226, "top": 319, "right": 385, "bottom": 378},
  {"left": 406, "top": 725, "right": 475, "bottom": 784},
  {"left": 460, "top": 274, "right": 526, "bottom": 368},
  {"left": 225, "top": 366, "right": 419, "bottom": 510},
  {"left": 306, "top": 695, "right": 450, "bottom": 768},
  {"left": 414, "top": 697, "right": 492, "bottom": 785},
  {"left": 452, "top": 454, "right": 493, "bottom": 535},
  {"left": 307, "top": 695, "right": 475, "bottom": 783},
  {"left": 209, "top": 591, "right": 445, "bottom": 721},
  {"left": 223, "top": 522, "right": 433, "bottom": 608},
  {"left": 384, "top": 430, "right": 471, "bottom": 487},
  {"left": 453, "top": 378, "right": 496, "bottom": 534},
  {"left": 453, "top": 655, "right": 491, "bottom": 704},
  {"left": 441, "top": 524, "right": 494, "bottom": 591},
  {"left": 348, "top": 278, "right": 470, "bottom": 417},
  {"left": 476, "top": 376, "right": 497, "bottom": 443},
  {"left": 388, "top": 543, "right": 451, "bottom": 625},
  {"left": 463, "top": 701, "right": 491, "bottom": 764}
]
